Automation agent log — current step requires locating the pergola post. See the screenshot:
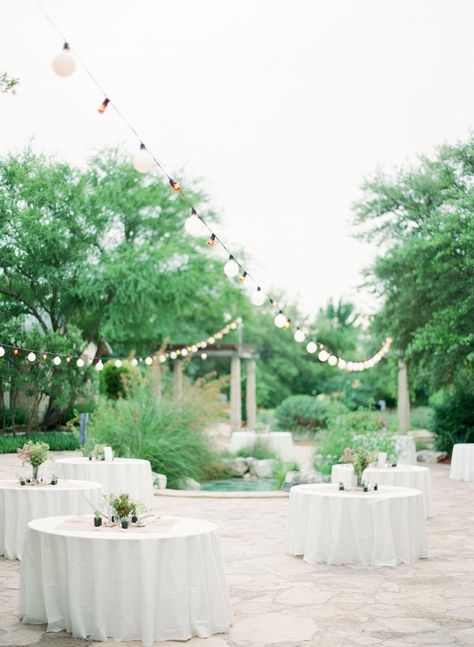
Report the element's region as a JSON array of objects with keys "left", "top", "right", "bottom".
[
  {"left": 230, "top": 355, "right": 242, "bottom": 431},
  {"left": 245, "top": 358, "right": 257, "bottom": 430},
  {"left": 397, "top": 360, "right": 410, "bottom": 433},
  {"left": 173, "top": 361, "right": 183, "bottom": 402}
]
